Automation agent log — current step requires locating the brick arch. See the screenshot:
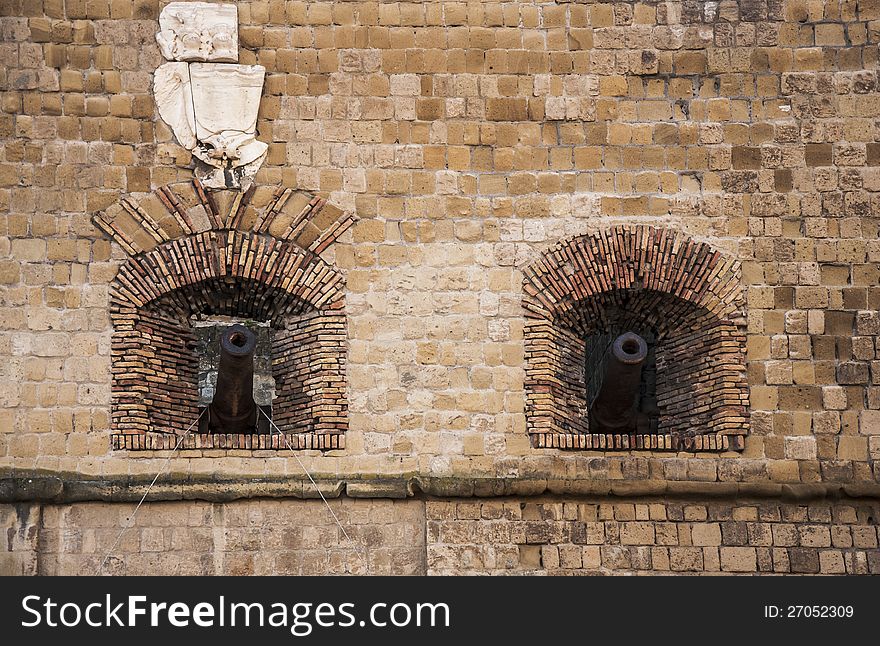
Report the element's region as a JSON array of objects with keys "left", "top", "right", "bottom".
[
  {"left": 110, "top": 229, "right": 345, "bottom": 314},
  {"left": 98, "top": 182, "right": 353, "bottom": 452},
  {"left": 93, "top": 179, "right": 355, "bottom": 258},
  {"left": 522, "top": 226, "right": 748, "bottom": 452},
  {"left": 523, "top": 226, "right": 744, "bottom": 324}
]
